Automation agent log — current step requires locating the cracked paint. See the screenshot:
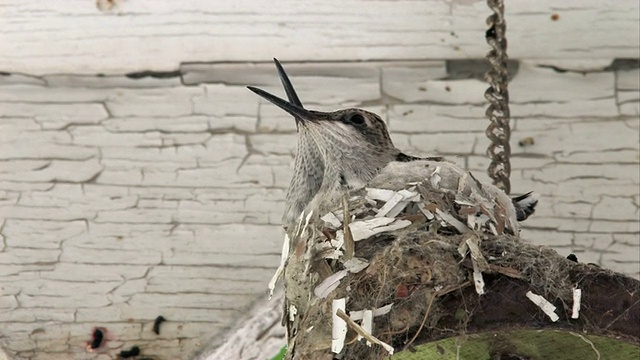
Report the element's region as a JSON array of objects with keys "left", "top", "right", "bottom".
[{"left": 0, "top": 59, "right": 638, "bottom": 359}]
